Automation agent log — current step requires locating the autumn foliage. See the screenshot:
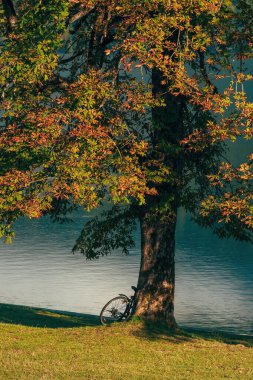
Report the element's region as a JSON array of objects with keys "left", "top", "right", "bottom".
[{"left": 0, "top": 0, "right": 252, "bottom": 243}]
